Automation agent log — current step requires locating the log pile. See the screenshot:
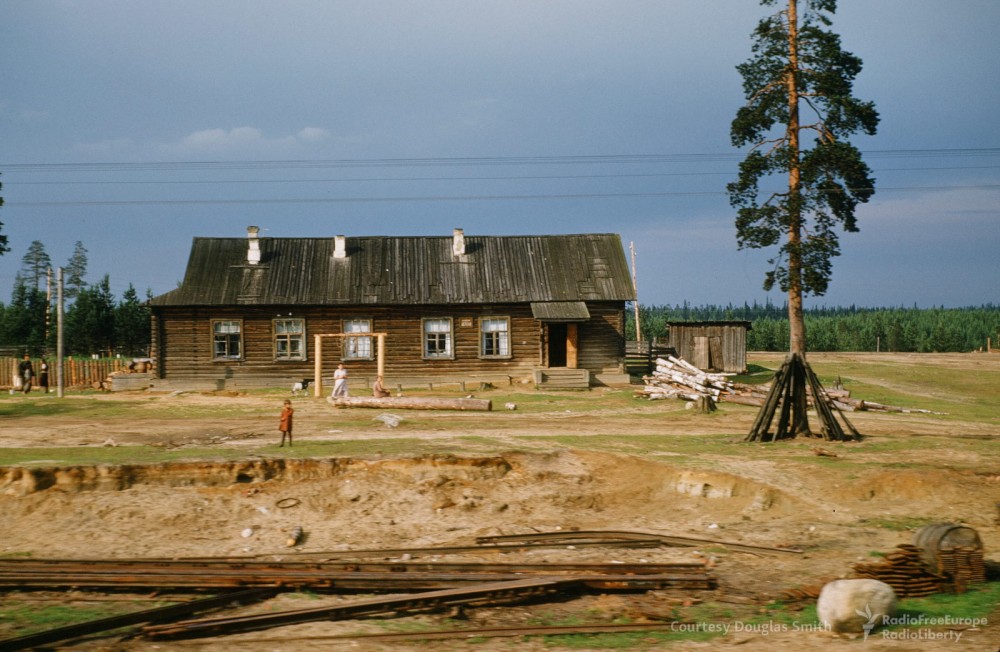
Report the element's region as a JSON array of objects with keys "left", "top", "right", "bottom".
[
  {"left": 851, "top": 544, "right": 950, "bottom": 597},
  {"left": 936, "top": 546, "right": 986, "bottom": 588},
  {"left": 638, "top": 356, "right": 735, "bottom": 402},
  {"left": 638, "top": 355, "right": 943, "bottom": 417},
  {"left": 722, "top": 379, "right": 943, "bottom": 414}
]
